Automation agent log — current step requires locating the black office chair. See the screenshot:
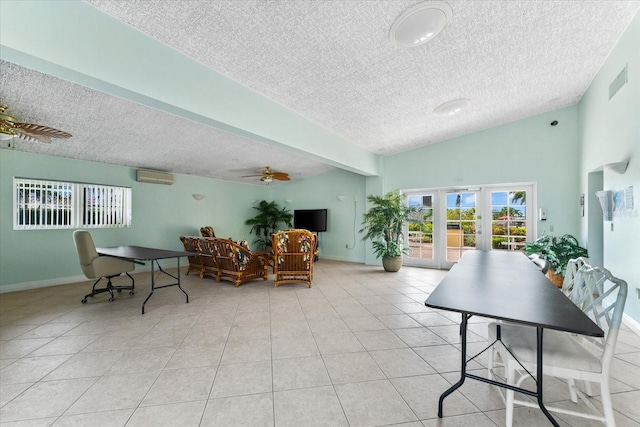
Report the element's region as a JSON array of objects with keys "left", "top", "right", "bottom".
[{"left": 73, "top": 230, "right": 135, "bottom": 303}]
